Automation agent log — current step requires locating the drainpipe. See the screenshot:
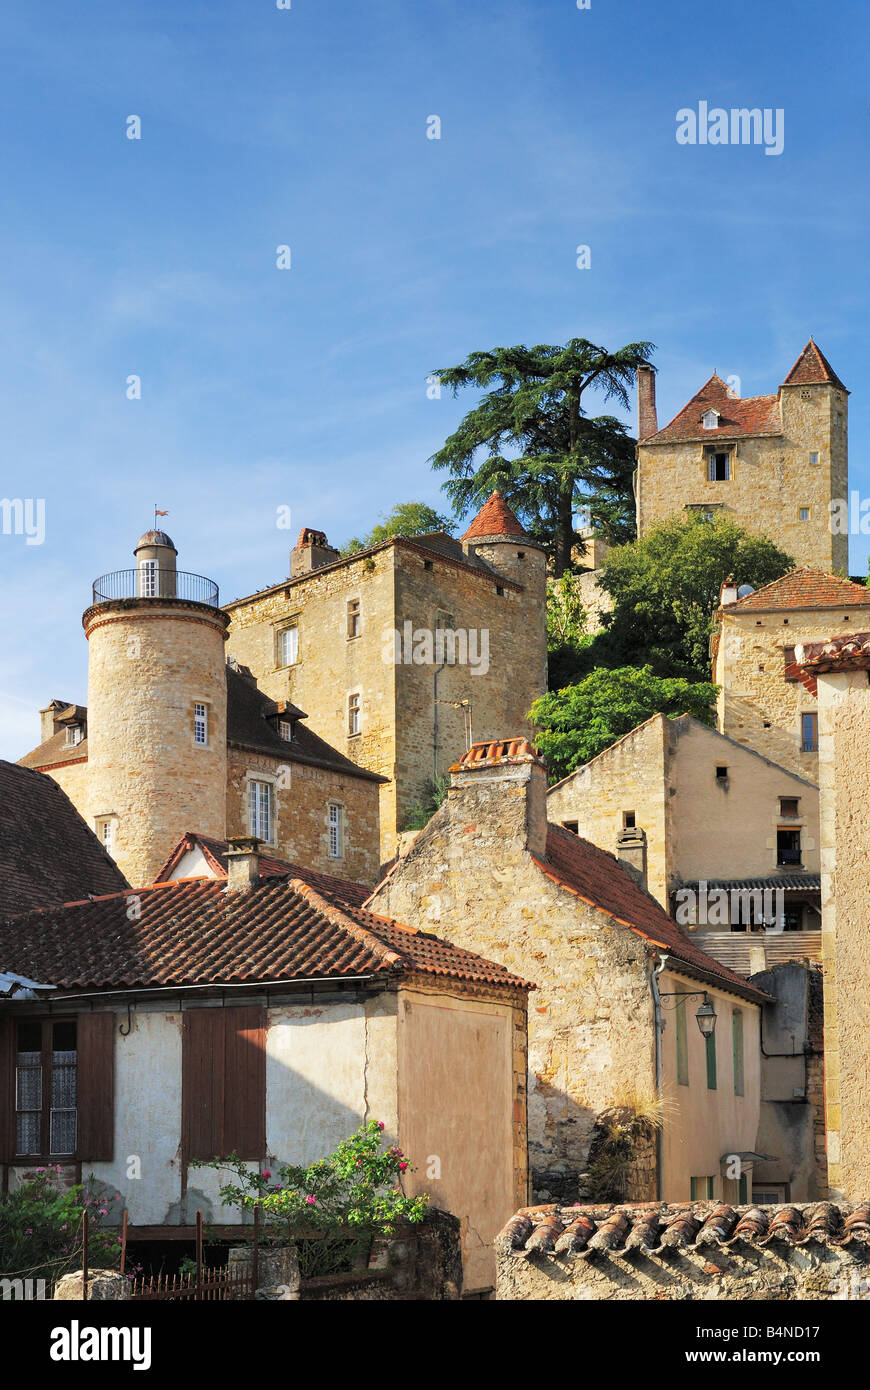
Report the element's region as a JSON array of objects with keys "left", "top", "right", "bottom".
[
  {"left": 433, "top": 655, "right": 448, "bottom": 781},
  {"left": 650, "top": 952, "right": 669, "bottom": 1201}
]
